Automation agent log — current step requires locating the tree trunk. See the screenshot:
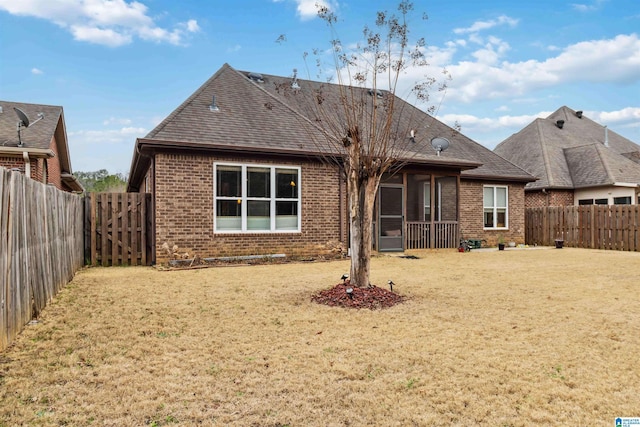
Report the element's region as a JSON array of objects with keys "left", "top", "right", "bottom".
[{"left": 347, "top": 168, "right": 381, "bottom": 287}]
